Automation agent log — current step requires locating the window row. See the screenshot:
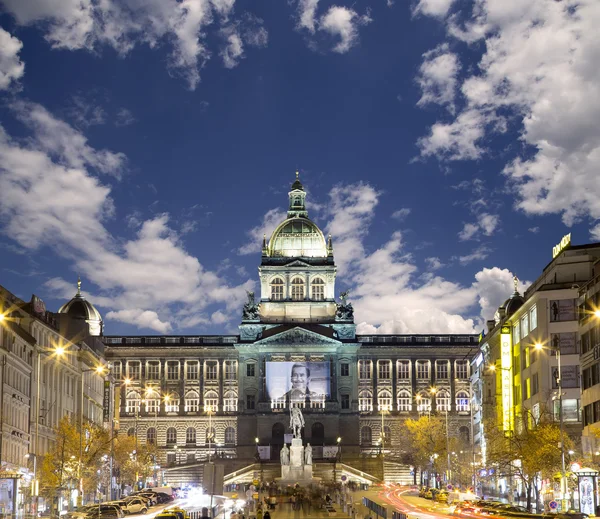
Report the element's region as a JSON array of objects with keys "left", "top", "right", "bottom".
[
  {"left": 134, "top": 426, "right": 236, "bottom": 446},
  {"left": 357, "top": 389, "right": 470, "bottom": 412},
  {"left": 270, "top": 277, "right": 325, "bottom": 301},
  {"left": 512, "top": 305, "right": 538, "bottom": 345},
  {"left": 358, "top": 359, "right": 470, "bottom": 380},
  {"left": 125, "top": 389, "right": 238, "bottom": 413},
  {"left": 113, "top": 360, "right": 237, "bottom": 381}
]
